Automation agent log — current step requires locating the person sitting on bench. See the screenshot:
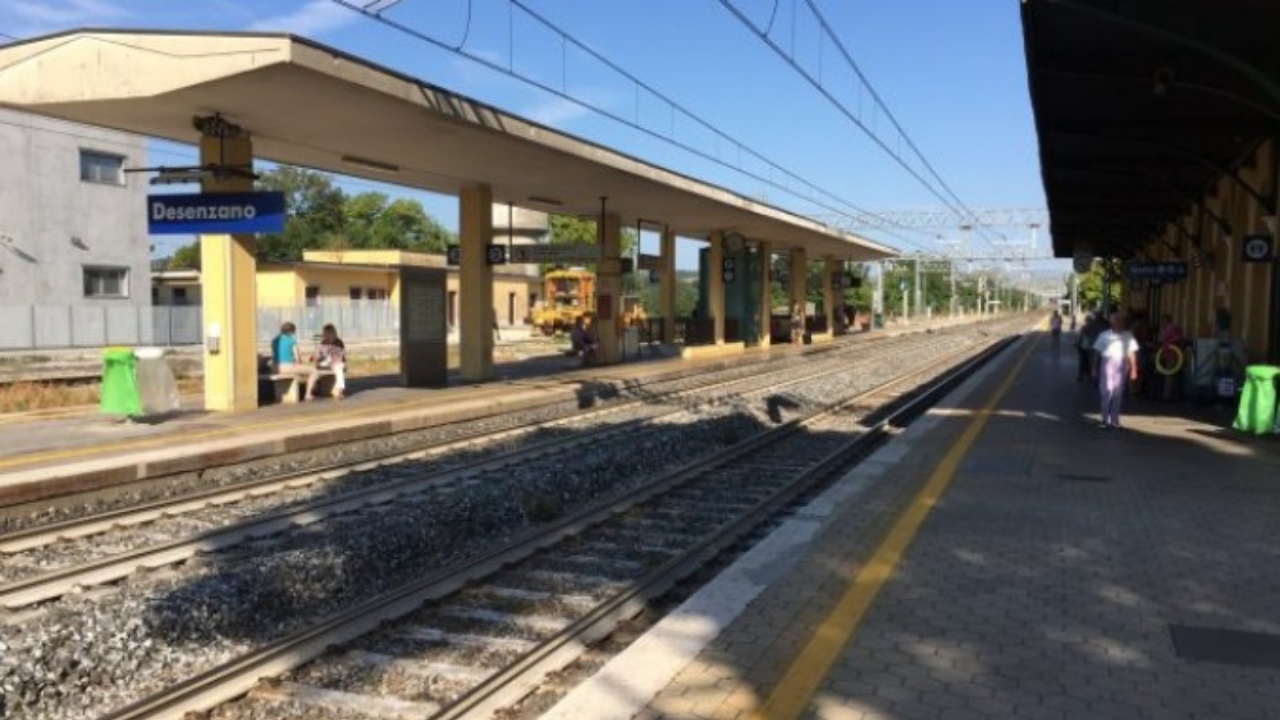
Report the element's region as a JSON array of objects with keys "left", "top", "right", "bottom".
[
  {"left": 271, "top": 321, "right": 318, "bottom": 400},
  {"left": 570, "top": 314, "right": 599, "bottom": 366},
  {"left": 310, "top": 323, "right": 347, "bottom": 400}
]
